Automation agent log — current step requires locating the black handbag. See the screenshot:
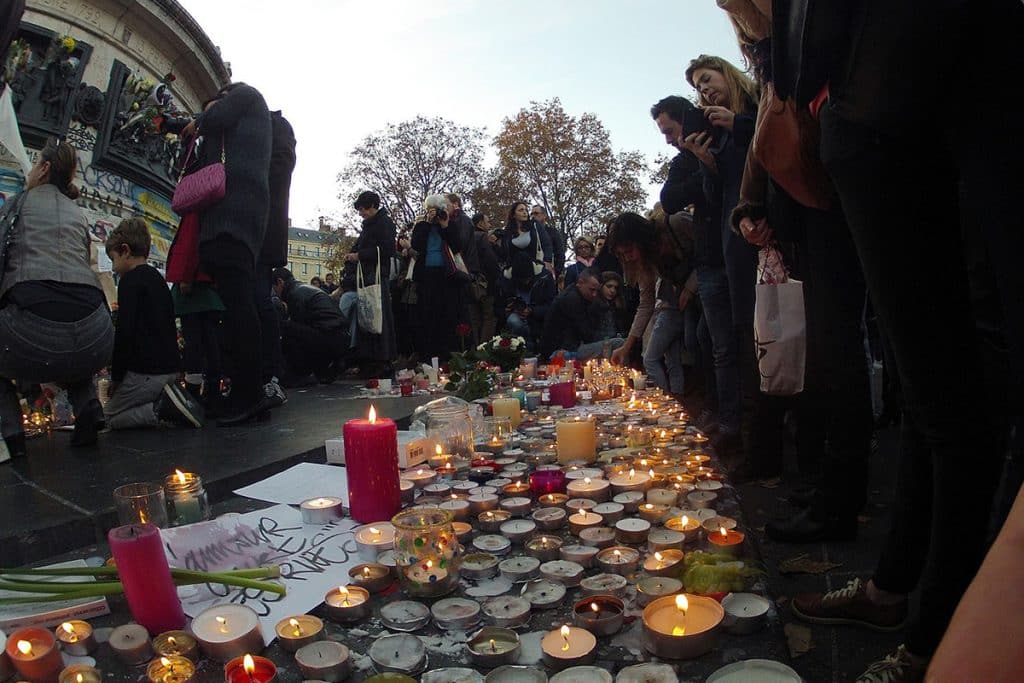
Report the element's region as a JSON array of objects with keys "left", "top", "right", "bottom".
[{"left": 0, "top": 192, "right": 27, "bottom": 285}]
